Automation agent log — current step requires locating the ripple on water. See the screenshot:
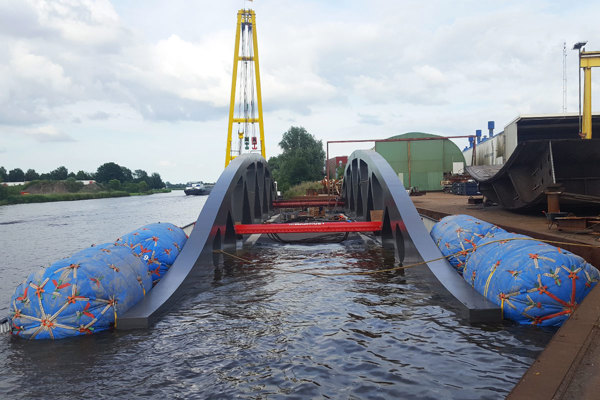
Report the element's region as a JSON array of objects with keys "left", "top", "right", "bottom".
[{"left": 0, "top": 195, "right": 554, "bottom": 399}]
